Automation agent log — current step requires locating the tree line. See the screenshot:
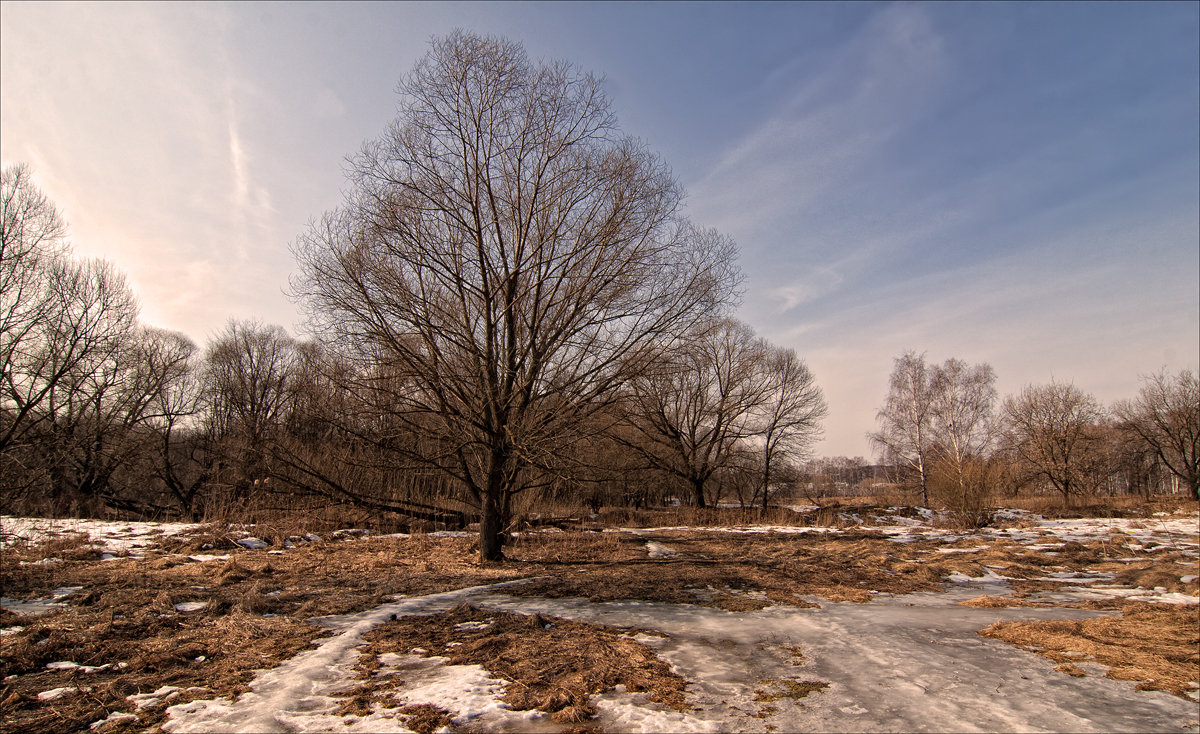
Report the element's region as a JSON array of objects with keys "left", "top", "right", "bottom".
[
  {"left": 869, "top": 351, "right": 1199, "bottom": 519},
  {"left": 3, "top": 32, "right": 1195, "bottom": 562}
]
